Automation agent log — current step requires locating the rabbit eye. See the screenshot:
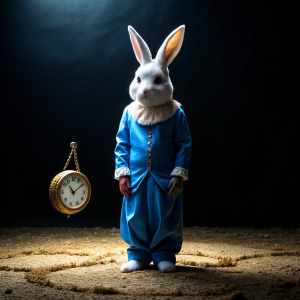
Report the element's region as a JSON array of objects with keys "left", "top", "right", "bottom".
[
  {"left": 154, "top": 77, "right": 162, "bottom": 84},
  {"left": 137, "top": 77, "right": 141, "bottom": 83}
]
